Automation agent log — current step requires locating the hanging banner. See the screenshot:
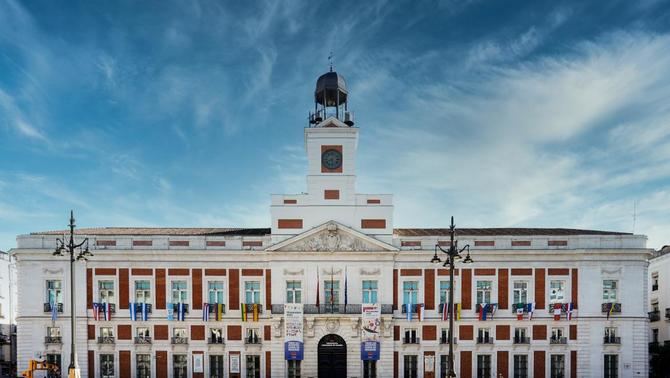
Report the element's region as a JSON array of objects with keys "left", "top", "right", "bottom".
[
  {"left": 361, "top": 304, "right": 381, "bottom": 361},
  {"left": 284, "top": 303, "right": 304, "bottom": 360}
]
